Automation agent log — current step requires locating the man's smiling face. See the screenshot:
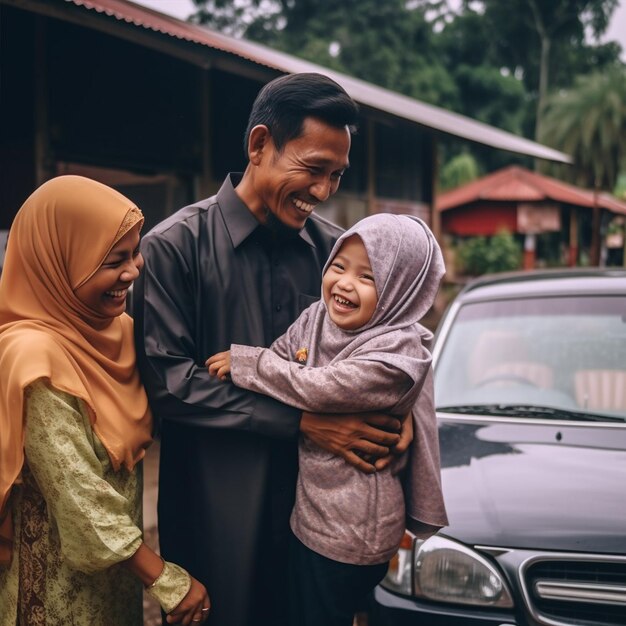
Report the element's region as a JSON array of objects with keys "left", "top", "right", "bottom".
[{"left": 250, "top": 117, "right": 351, "bottom": 230}]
